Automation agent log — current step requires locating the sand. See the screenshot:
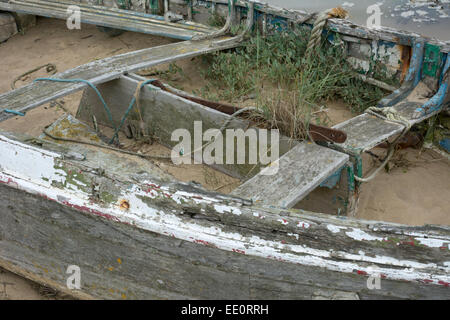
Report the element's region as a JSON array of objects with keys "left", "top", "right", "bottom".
[
  {"left": 357, "top": 148, "right": 450, "bottom": 225},
  {"left": 0, "top": 267, "right": 71, "bottom": 300},
  {"left": 0, "top": 17, "right": 449, "bottom": 299}
]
